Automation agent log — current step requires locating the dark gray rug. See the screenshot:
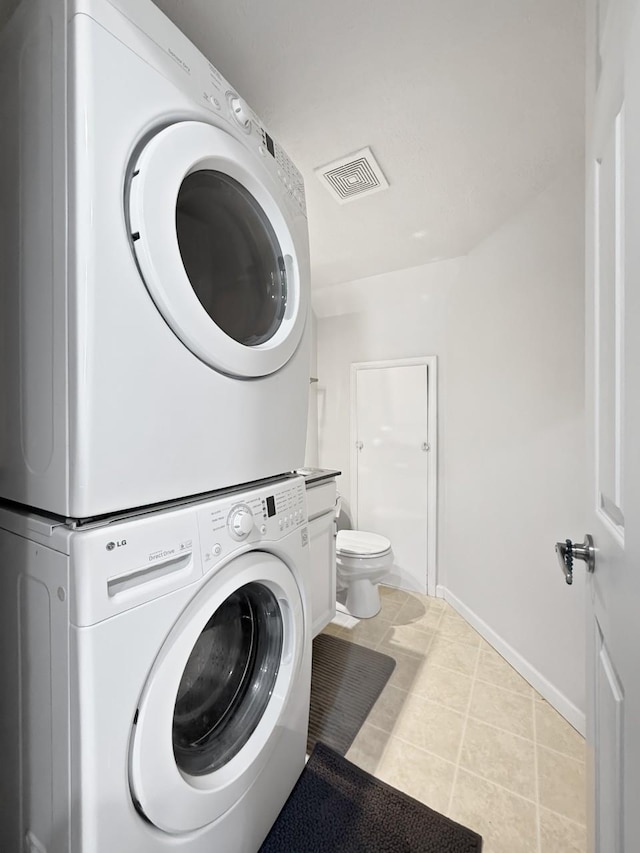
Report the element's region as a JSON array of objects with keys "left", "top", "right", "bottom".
[
  {"left": 260, "top": 742, "right": 483, "bottom": 852},
  {"left": 307, "top": 633, "right": 396, "bottom": 755}
]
